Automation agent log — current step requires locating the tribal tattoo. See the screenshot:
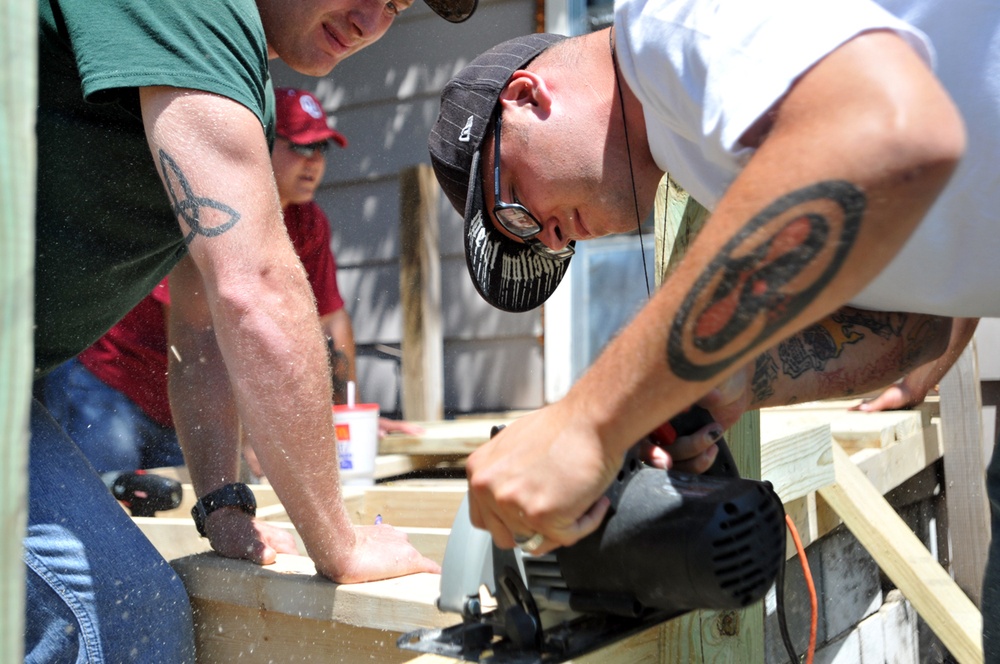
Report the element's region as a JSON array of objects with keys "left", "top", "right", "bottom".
[
  {"left": 668, "top": 180, "right": 865, "bottom": 382},
  {"left": 159, "top": 150, "right": 241, "bottom": 245}
]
